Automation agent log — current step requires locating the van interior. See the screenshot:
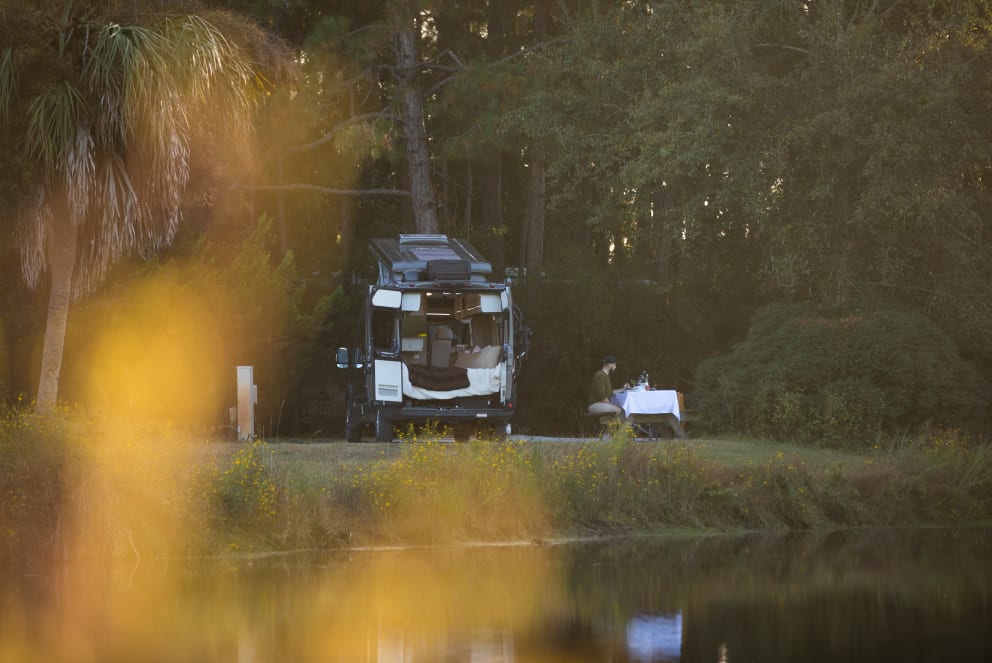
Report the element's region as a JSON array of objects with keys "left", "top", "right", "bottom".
[{"left": 373, "top": 291, "right": 506, "bottom": 369}]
